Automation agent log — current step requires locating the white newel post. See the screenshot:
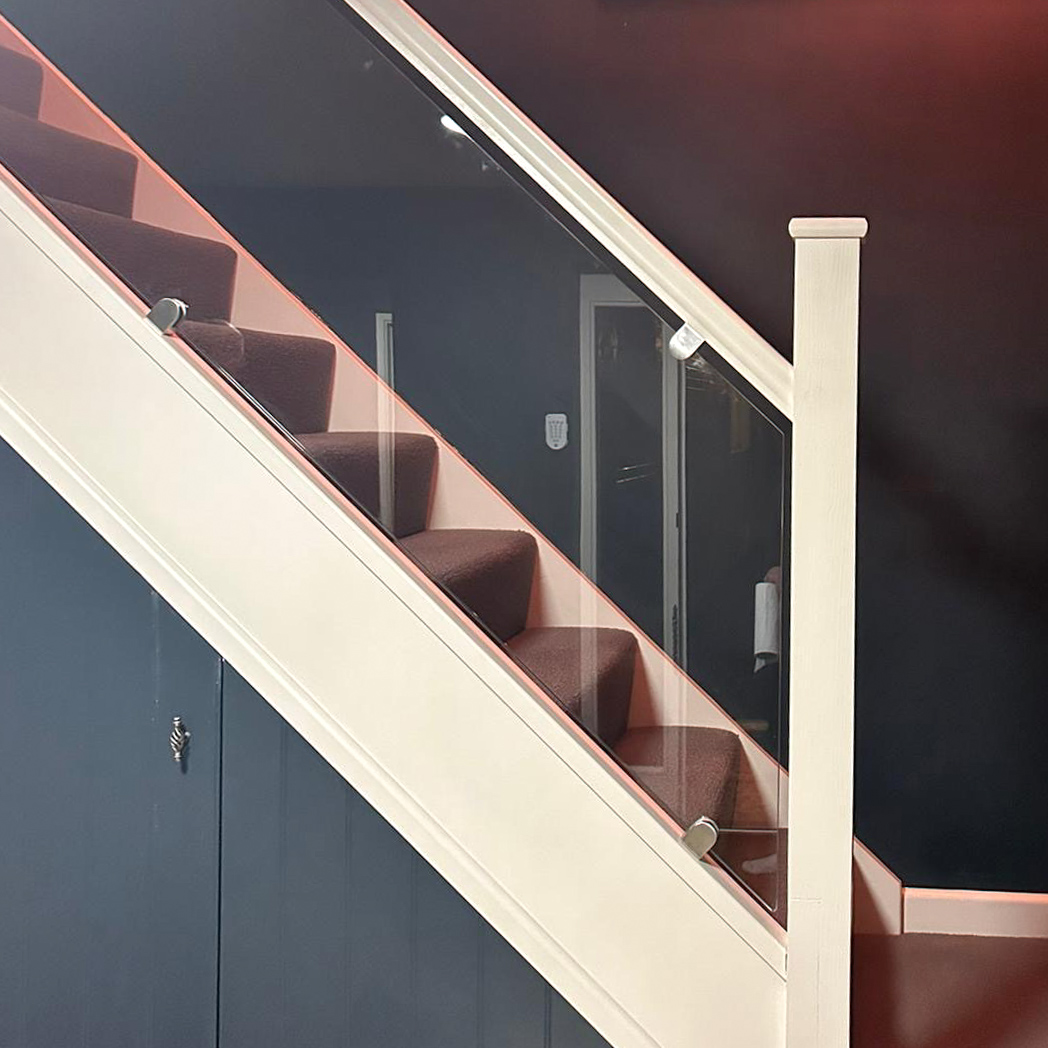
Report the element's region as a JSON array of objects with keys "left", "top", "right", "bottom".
[{"left": 786, "top": 217, "right": 867, "bottom": 1048}]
